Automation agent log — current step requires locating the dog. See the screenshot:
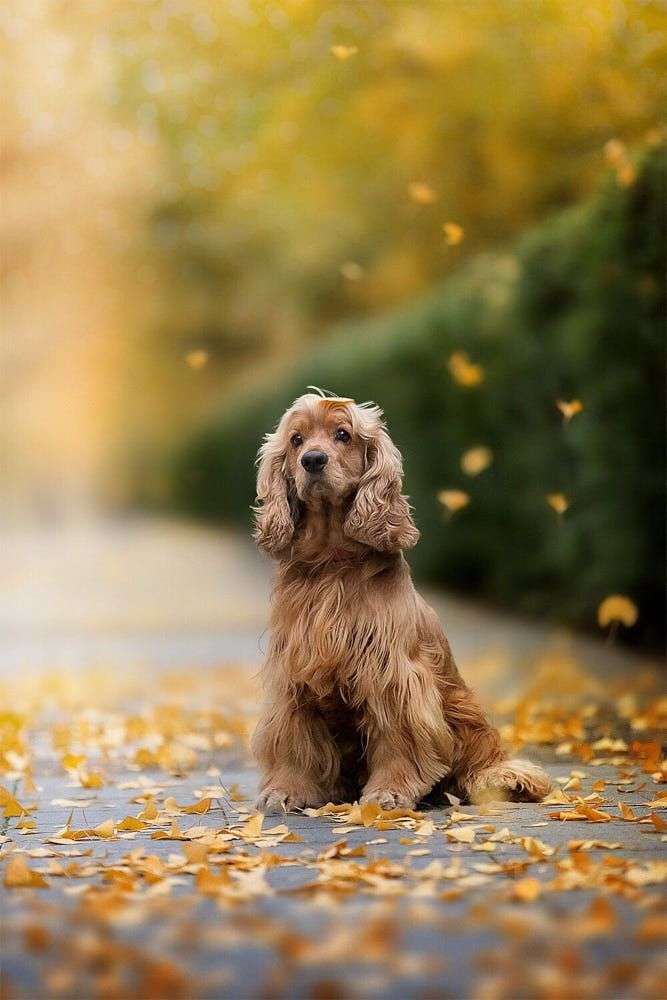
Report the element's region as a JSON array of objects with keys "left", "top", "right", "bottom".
[{"left": 251, "top": 391, "right": 552, "bottom": 812}]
